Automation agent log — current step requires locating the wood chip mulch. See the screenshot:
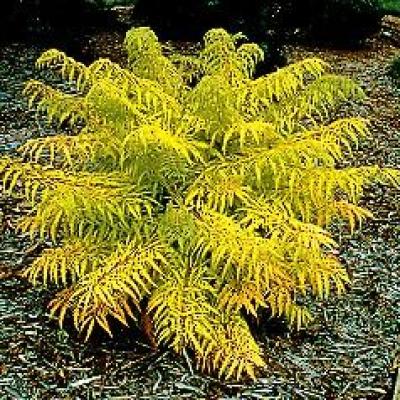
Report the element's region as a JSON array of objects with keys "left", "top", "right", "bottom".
[{"left": 0, "top": 33, "right": 399, "bottom": 400}]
